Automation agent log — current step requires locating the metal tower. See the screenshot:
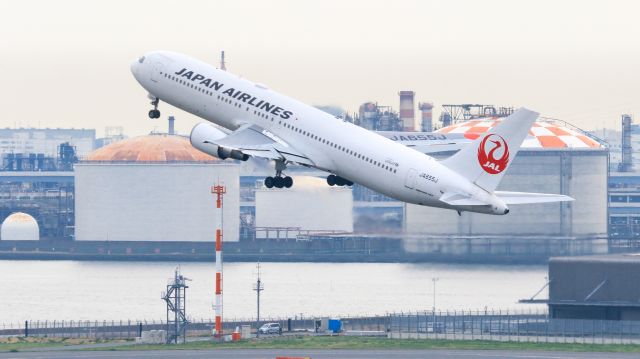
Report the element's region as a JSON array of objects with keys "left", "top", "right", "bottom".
[
  {"left": 253, "top": 263, "right": 264, "bottom": 337},
  {"left": 162, "top": 269, "right": 190, "bottom": 344},
  {"left": 212, "top": 183, "right": 226, "bottom": 338}
]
